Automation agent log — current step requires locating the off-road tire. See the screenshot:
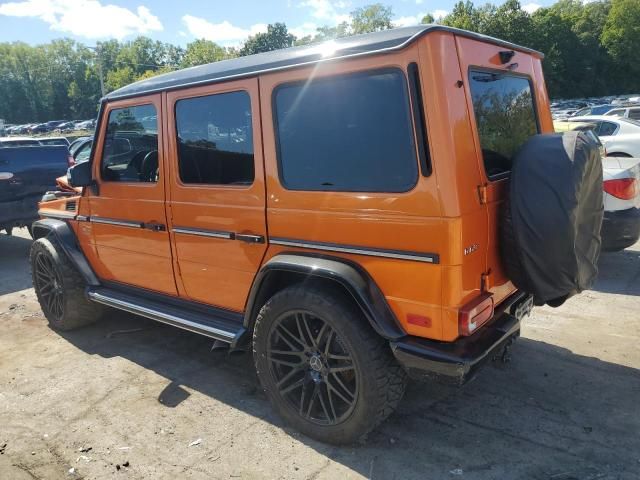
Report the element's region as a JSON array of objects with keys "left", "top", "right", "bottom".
[
  {"left": 253, "top": 285, "right": 407, "bottom": 445},
  {"left": 30, "top": 236, "right": 105, "bottom": 330}
]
